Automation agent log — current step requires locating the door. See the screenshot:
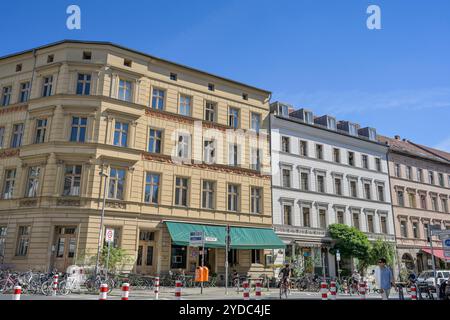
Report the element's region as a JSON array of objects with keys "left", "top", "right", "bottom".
[
  {"left": 136, "top": 230, "right": 156, "bottom": 275},
  {"left": 53, "top": 226, "right": 77, "bottom": 271}
]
